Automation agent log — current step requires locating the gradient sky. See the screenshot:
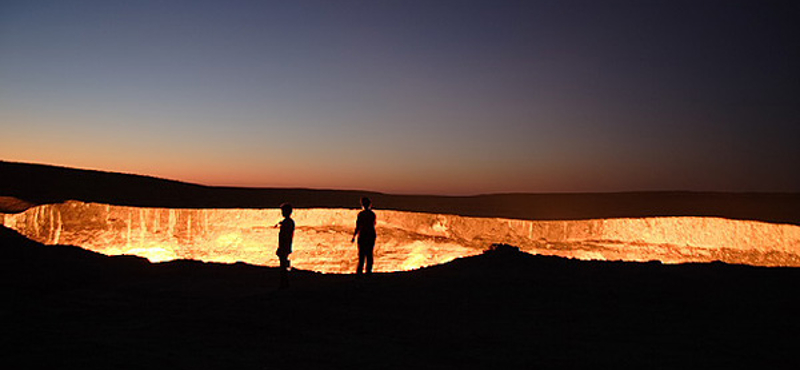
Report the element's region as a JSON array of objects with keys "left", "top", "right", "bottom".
[{"left": 1, "top": 0, "right": 798, "bottom": 194}]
